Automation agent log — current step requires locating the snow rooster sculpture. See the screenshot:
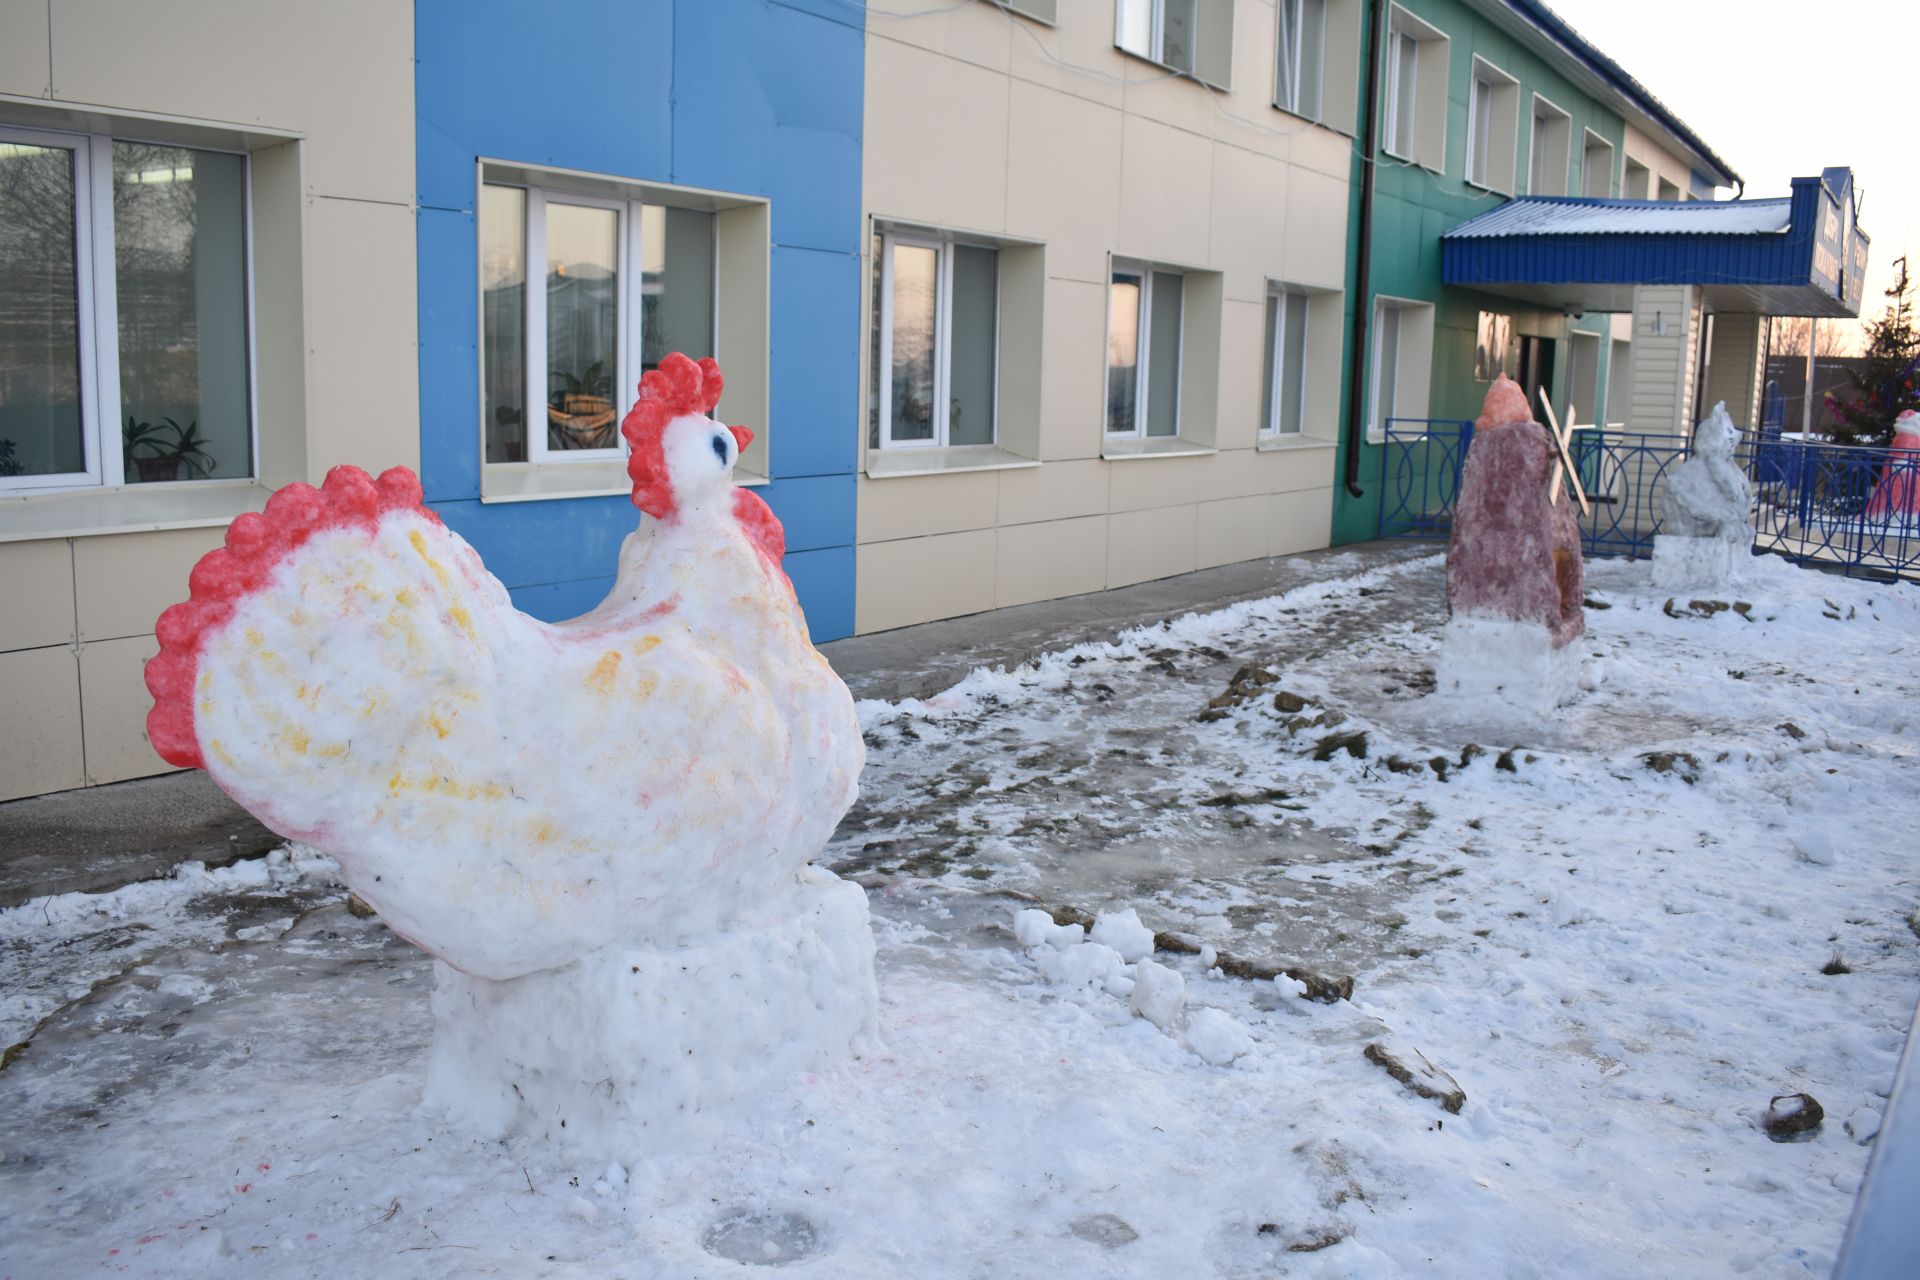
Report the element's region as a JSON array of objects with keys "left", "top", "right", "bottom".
[{"left": 145, "top": 354, "right": 878, "bottom": 1158}]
